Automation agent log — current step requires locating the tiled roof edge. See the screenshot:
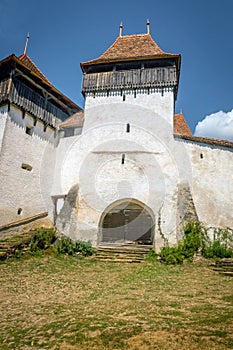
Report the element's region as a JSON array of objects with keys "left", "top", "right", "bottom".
[{"left": 174, "top": 134, "right": 233, "bottom": 150}]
